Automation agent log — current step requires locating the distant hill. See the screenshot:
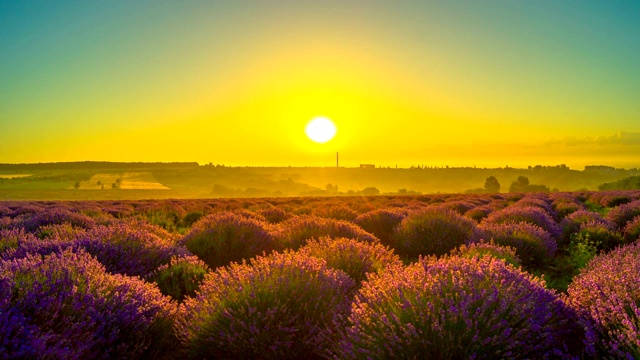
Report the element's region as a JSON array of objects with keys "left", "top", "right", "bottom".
[{"left": 0, "top": 161, "right": 199, "bottom": 171}]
